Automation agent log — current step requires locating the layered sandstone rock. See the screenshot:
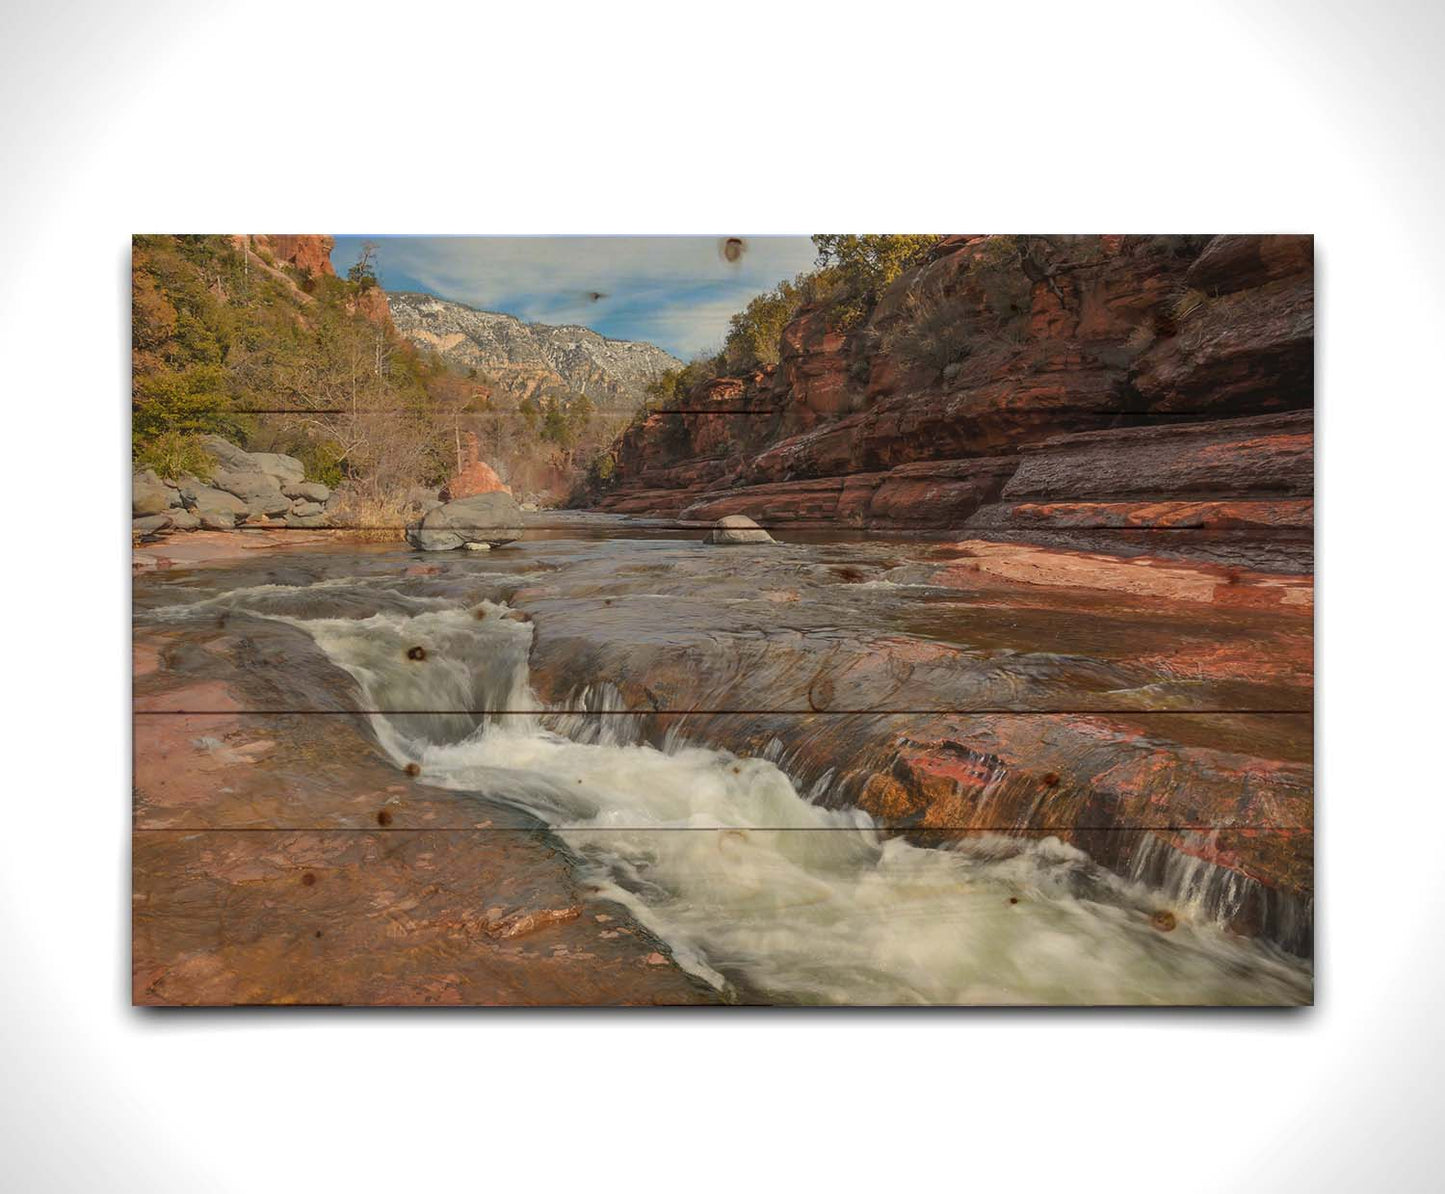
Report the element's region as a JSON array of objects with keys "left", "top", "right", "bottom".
[
  {"left": 586, "top": 234, "right": 1314, "bottom": 566},
  {"left": 132, "top": 611, "right": 714, "bottom": 1006},
  {"left": 510, "top": 539, "right": 1313, "bottom": 953}
]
